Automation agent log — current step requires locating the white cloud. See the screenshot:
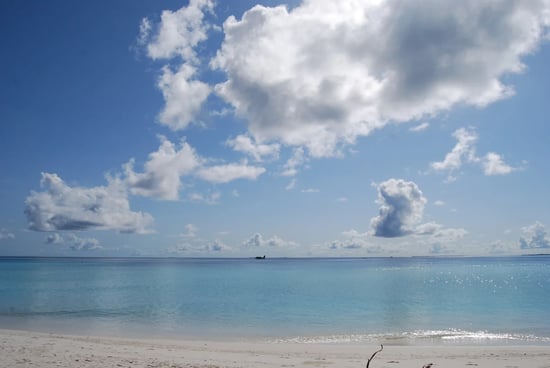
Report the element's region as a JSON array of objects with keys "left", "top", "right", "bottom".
[
  {"left": 66, "top": 234, "right": 102, "bottom": 251},
  {"left": 170, "top": 238, "right": 229, "bottom": 254},
  {"left": 126, "top": 137, "right": 269, "bottom": 200},
  {"left": 181, "top": 223, "right": 198, "bottom": 238},
  {"left": 483, "top": 152, "right": 518, "bottom": 175},
  {"left": 415, "top": 222, "right": 468, "bottom": 241},
  {"left": 141, "top": 0, "right": 214, "bottom": 130},
  {"left": 519, "top": 221, "right": 550, "bottom": 249},
  {"left": 208, "top": 239, "right": 229, "bottom": 252},
  {"left": 433, "top": 200, "right": 445, "bottom": 206},
  {"left": 429, "top": 243, "right": 448, "bottom": 255},
  {"left": 301, "top": 188, "right": 320, "bottom": 193},
  {"left": 125, "top": 137, "right": 202, "bottom": 200},
  {"left": 431, "top": 127, "right": 479, "bottom": 174},
  {"left": 285, "top": 178, "right": 296, "bottom": 190},
  {"left": 409, "top": 122, "right": 430, "bottom": 132},
  {"left": 157, "top": 64, "right": 211, "bottom": 130},
  {"left": 45, "top": 233, "right": 63, "bottom": 244},
  {"left": 226, "top": 134, "right": 280, "bottom": 162},
  {"left": 370, "top": 178, "right": 427, "bottom": 237},
  {"left": 197, "top": 162, "right": 266, "bottom": 184},
  {"left": 242, "top": 233, "right": 297, "bottom": 248},
  {"left": 0, "top": 228, "right": 15, "bottom": 240},
  {"left": 210, "top": 0, "right": 550, "bottom": 157},
  {"left": 327, "top": 230, "right": 380, "bottom": 252},
  {"left": 187, "top": 191, "right": 221, "bottom": 205},
  {"left": 281, "top": 147, "right": 307, "bottom": 177},
  {"left": 489, "top": 240, "right": 516, "bottom": 255},
  {"left": 329, "top": 240, "right": 365, "bottom": 250},
  {"left": 342, "top": 229, "right": 369, "bottom": 238},
  {"left": 25, "top": 173, "right": 154, "bottom": 234},
  {"left": 431, "top": 128, "right": 519, "bottom": 179},
  {"left": 143, "top": 0, "right": 214, "bottom": 61},
  {"left": 44, "top": 233, "right": 101, "bottom": 251}
]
